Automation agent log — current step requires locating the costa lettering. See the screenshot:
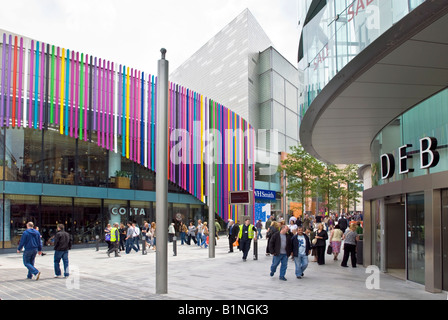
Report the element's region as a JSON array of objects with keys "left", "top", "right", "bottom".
[
  {"left": 381, "top": 137, "right": 440, "bottom": 180},
  {"left": 111, "top": 207, "right": 146, "bottom": 216}
]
